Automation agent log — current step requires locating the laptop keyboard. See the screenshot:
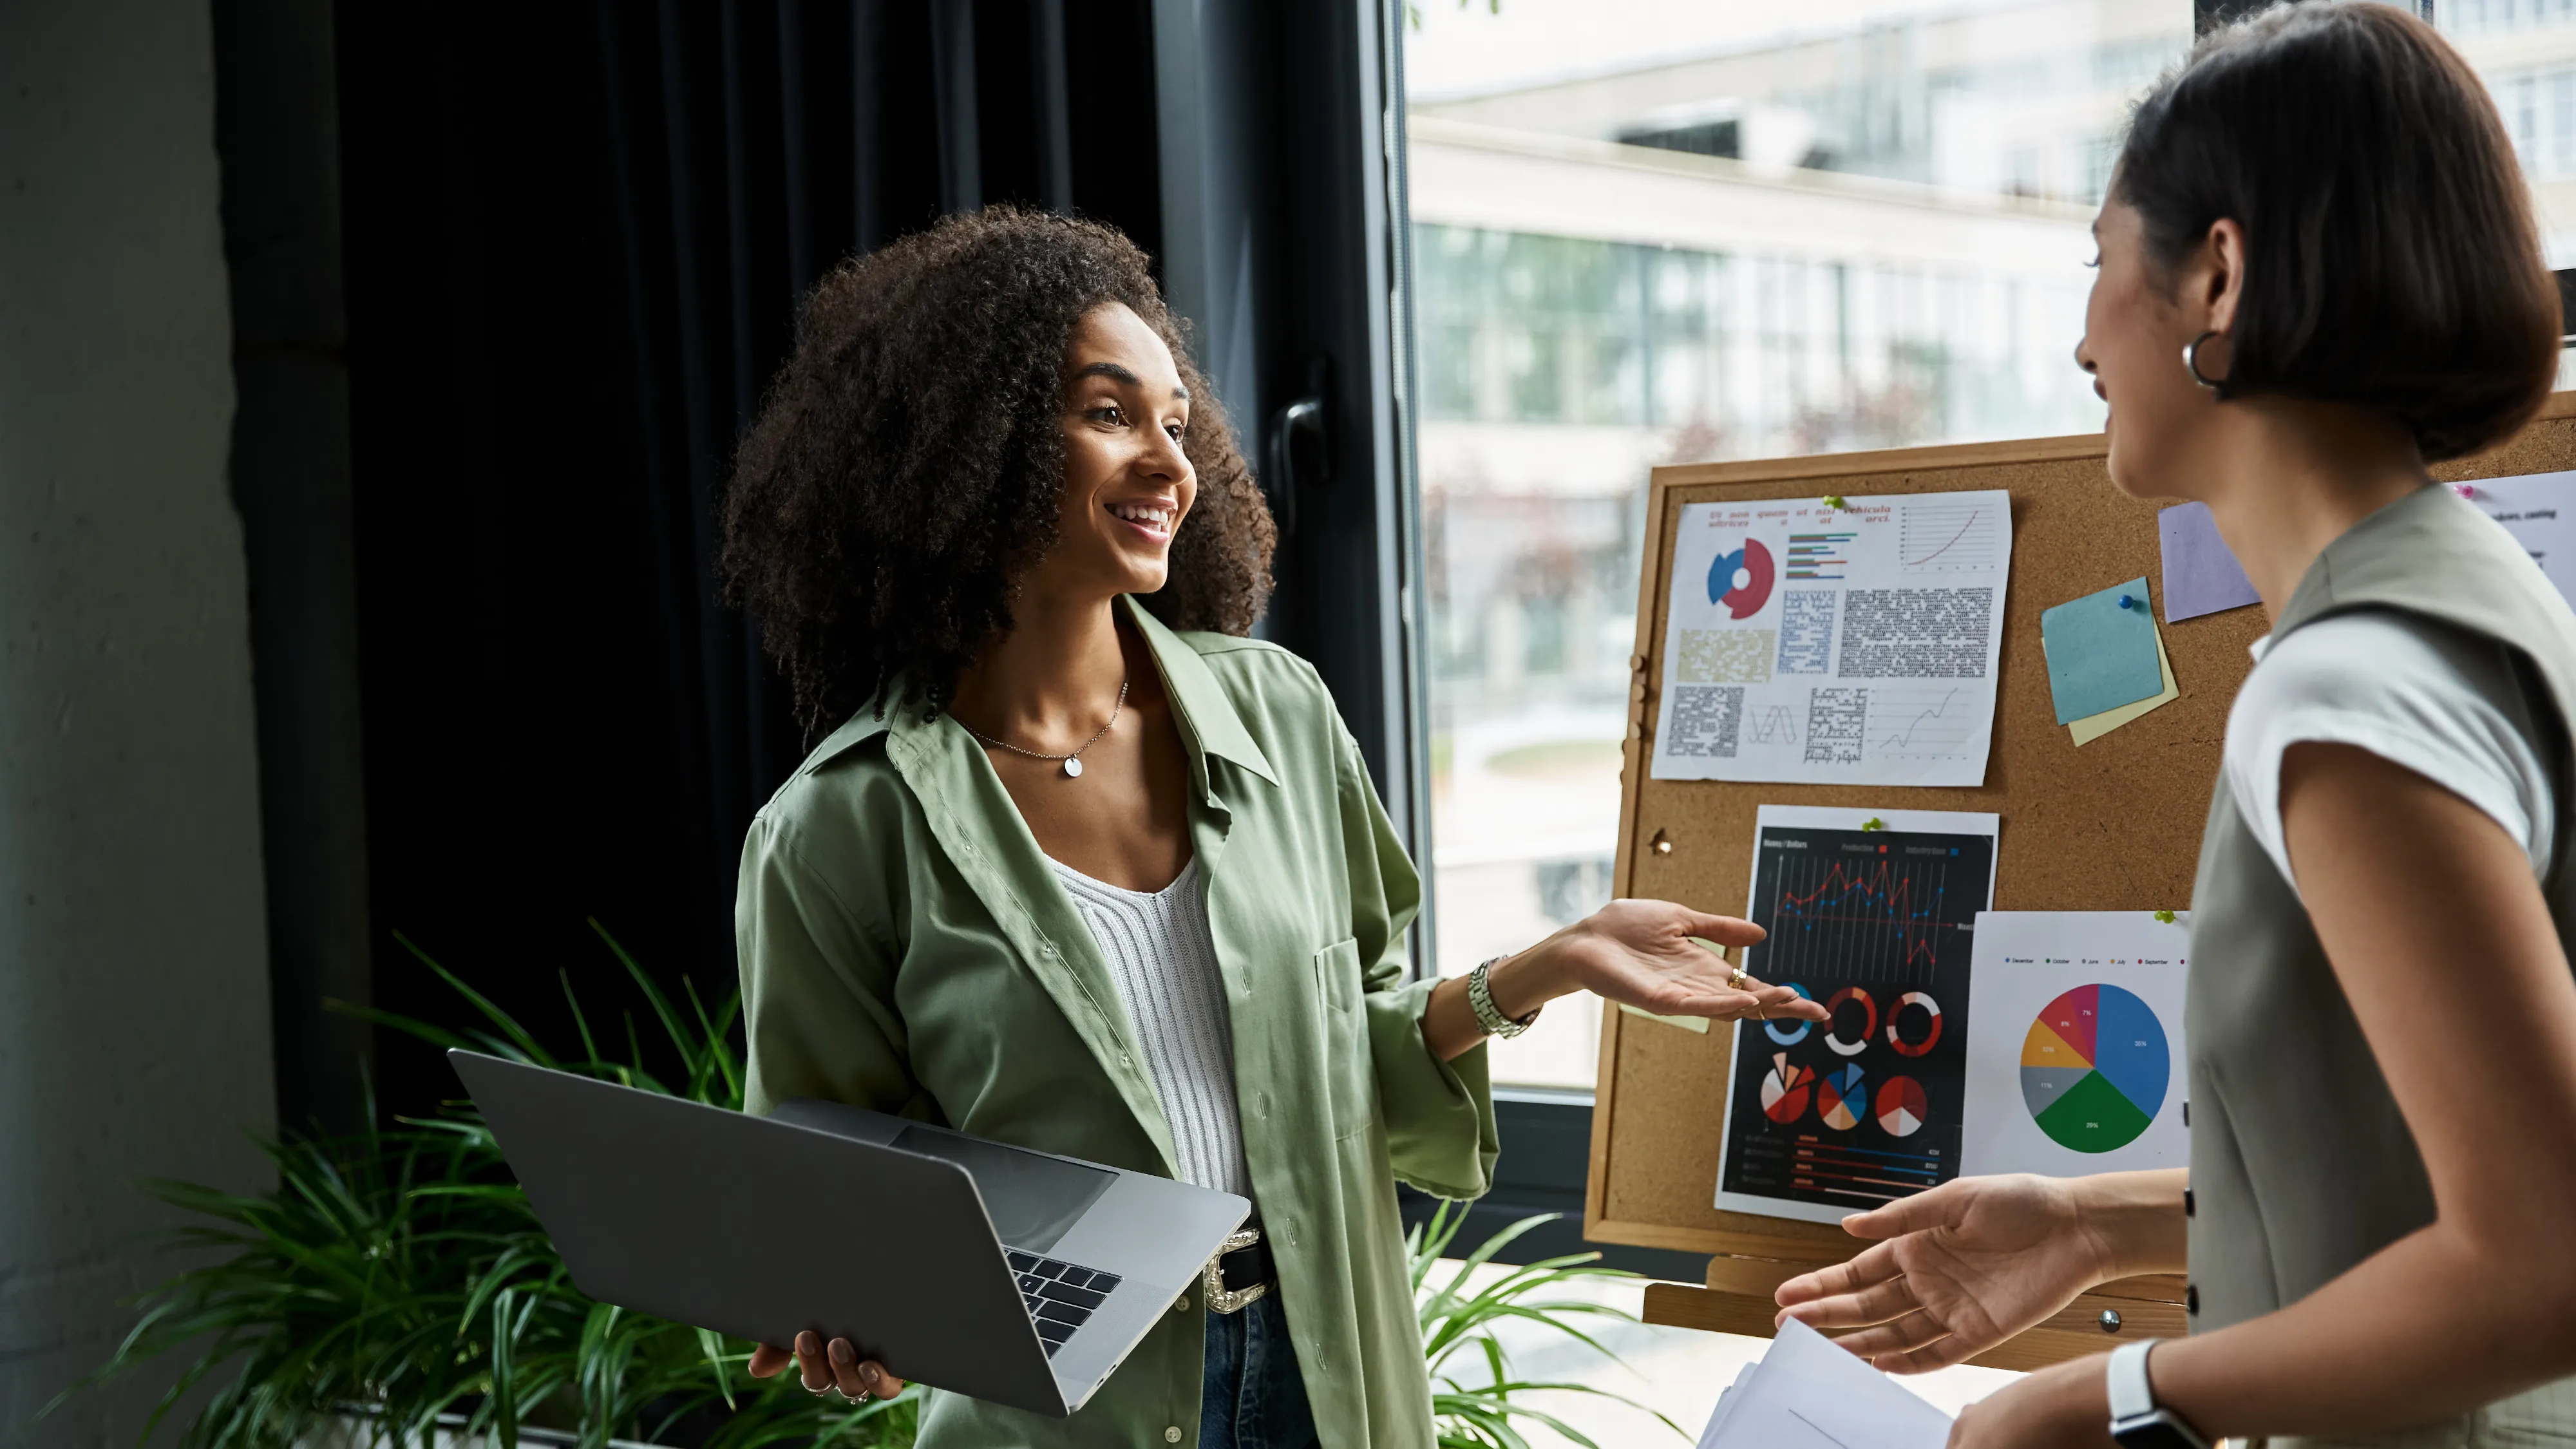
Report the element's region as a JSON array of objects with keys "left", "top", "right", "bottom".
[{"left": 1005, "top": 1250, "right": 1122, "bottom": 1358}]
